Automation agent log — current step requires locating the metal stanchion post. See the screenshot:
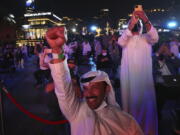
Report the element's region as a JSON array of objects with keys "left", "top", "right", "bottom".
[{"left": 0, "top": 80, "right": 5, "bottom": 135}]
